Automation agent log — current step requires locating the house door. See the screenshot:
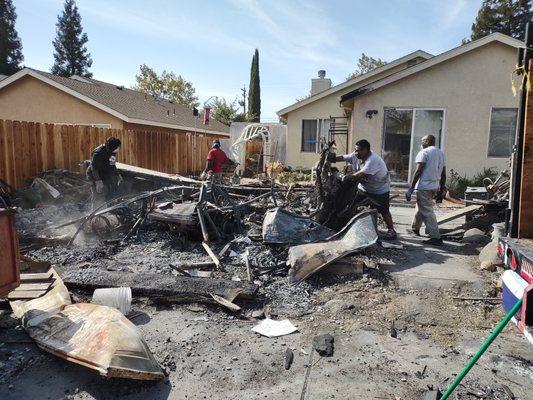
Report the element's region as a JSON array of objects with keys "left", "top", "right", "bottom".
[{"left": 382, "top": 108, "right": 444, "bottom": 182}]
